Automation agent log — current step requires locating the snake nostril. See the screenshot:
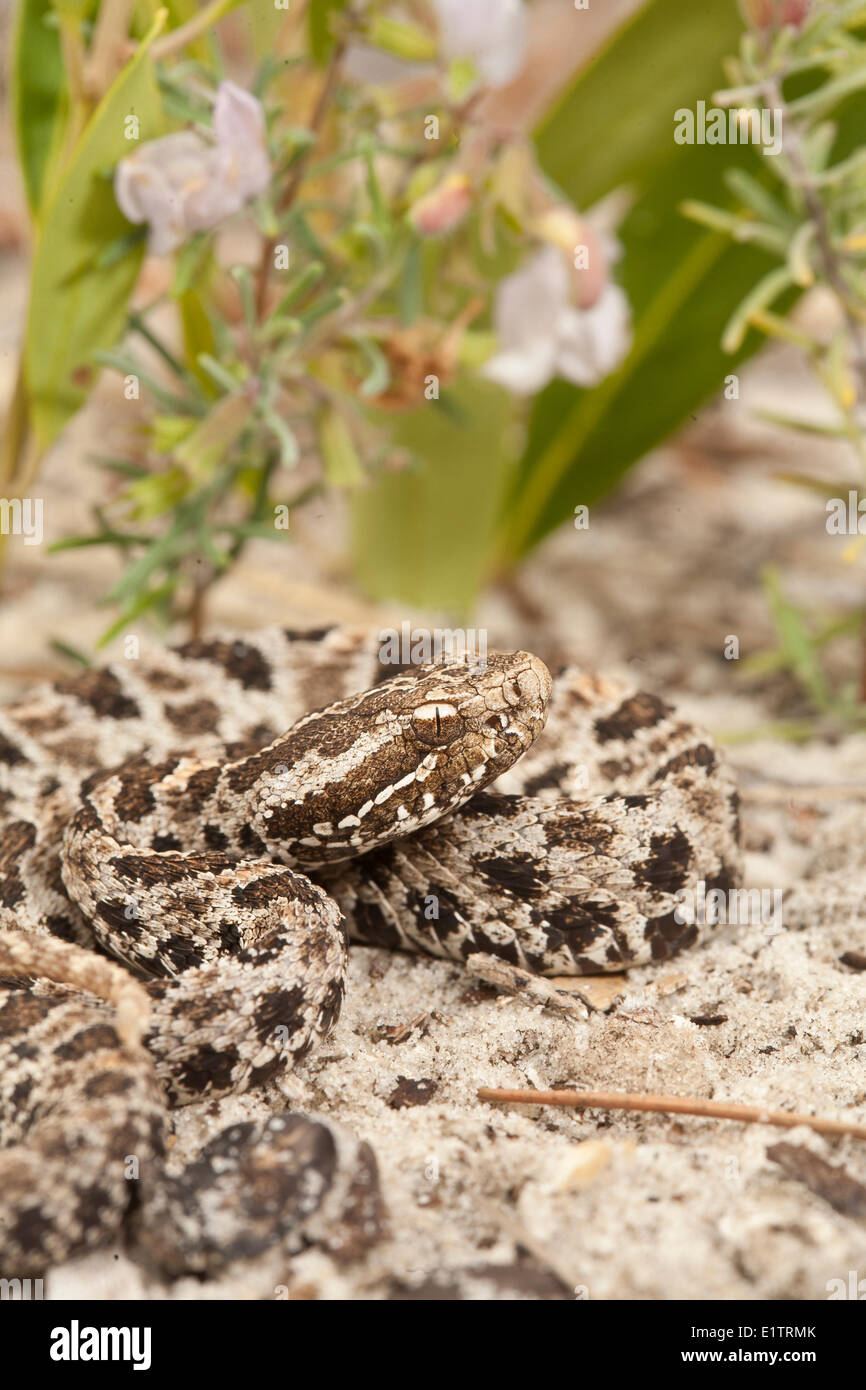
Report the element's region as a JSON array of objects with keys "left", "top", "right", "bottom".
[{"left": 485, "top": 714, "right": 507, "bottom": 731}]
